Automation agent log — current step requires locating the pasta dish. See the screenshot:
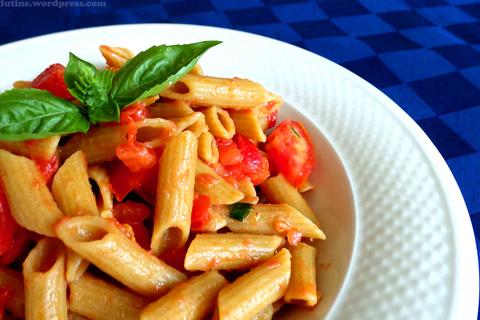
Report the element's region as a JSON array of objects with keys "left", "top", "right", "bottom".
[{"left": 0, "top": 41, "right": 326, "bottom": 320}]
